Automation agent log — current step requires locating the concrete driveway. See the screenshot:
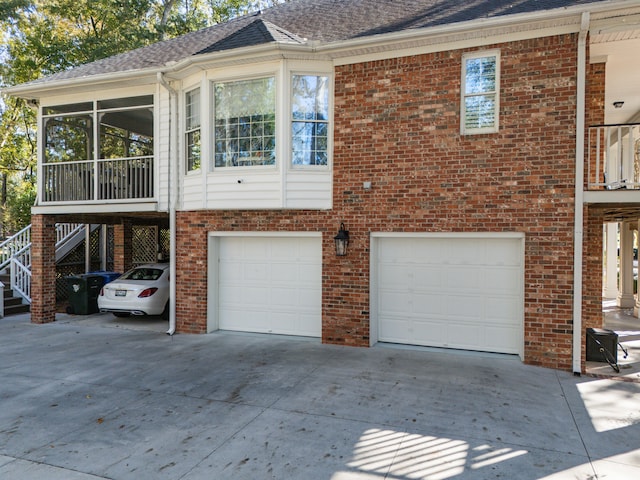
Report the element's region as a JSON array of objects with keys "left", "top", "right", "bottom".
[{"left": 0, "top": 313, "right": 639, "bottom": 480}]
